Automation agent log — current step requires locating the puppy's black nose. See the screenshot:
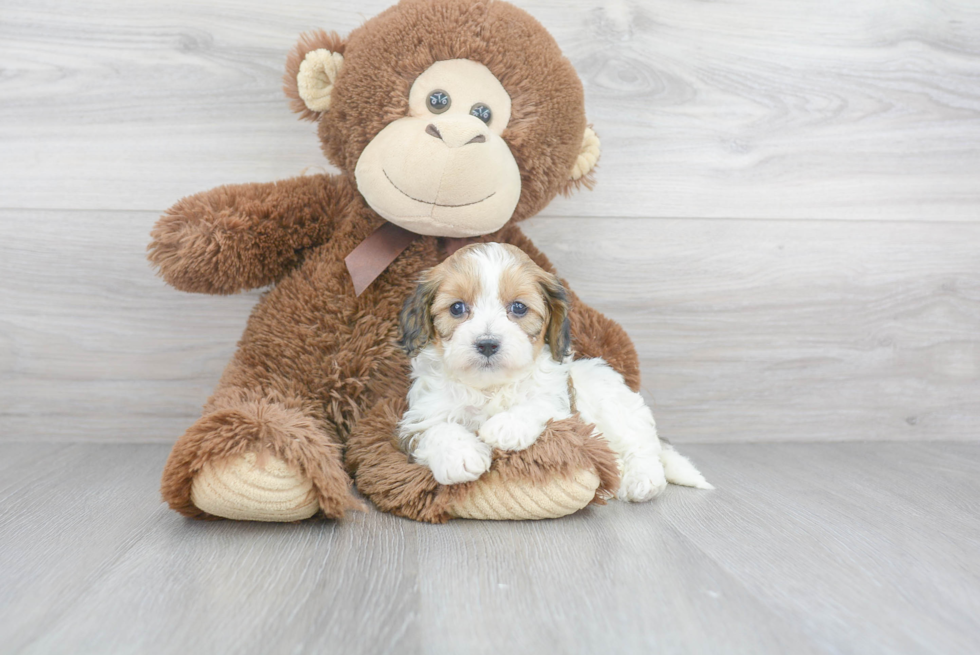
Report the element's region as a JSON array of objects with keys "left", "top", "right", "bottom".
[{"left": 475, "top": 339, "right": 500, "bottom": 358}]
